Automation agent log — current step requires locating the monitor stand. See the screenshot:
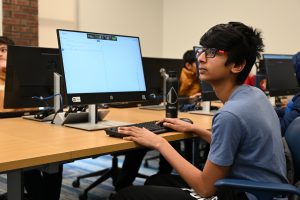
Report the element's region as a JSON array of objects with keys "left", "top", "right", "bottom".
[
  {"left": 63, "top": 104, "right": 131, "bottom": 131},
  {"left": 188, "top": 101, "right": 217, "bottom": 116}
]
